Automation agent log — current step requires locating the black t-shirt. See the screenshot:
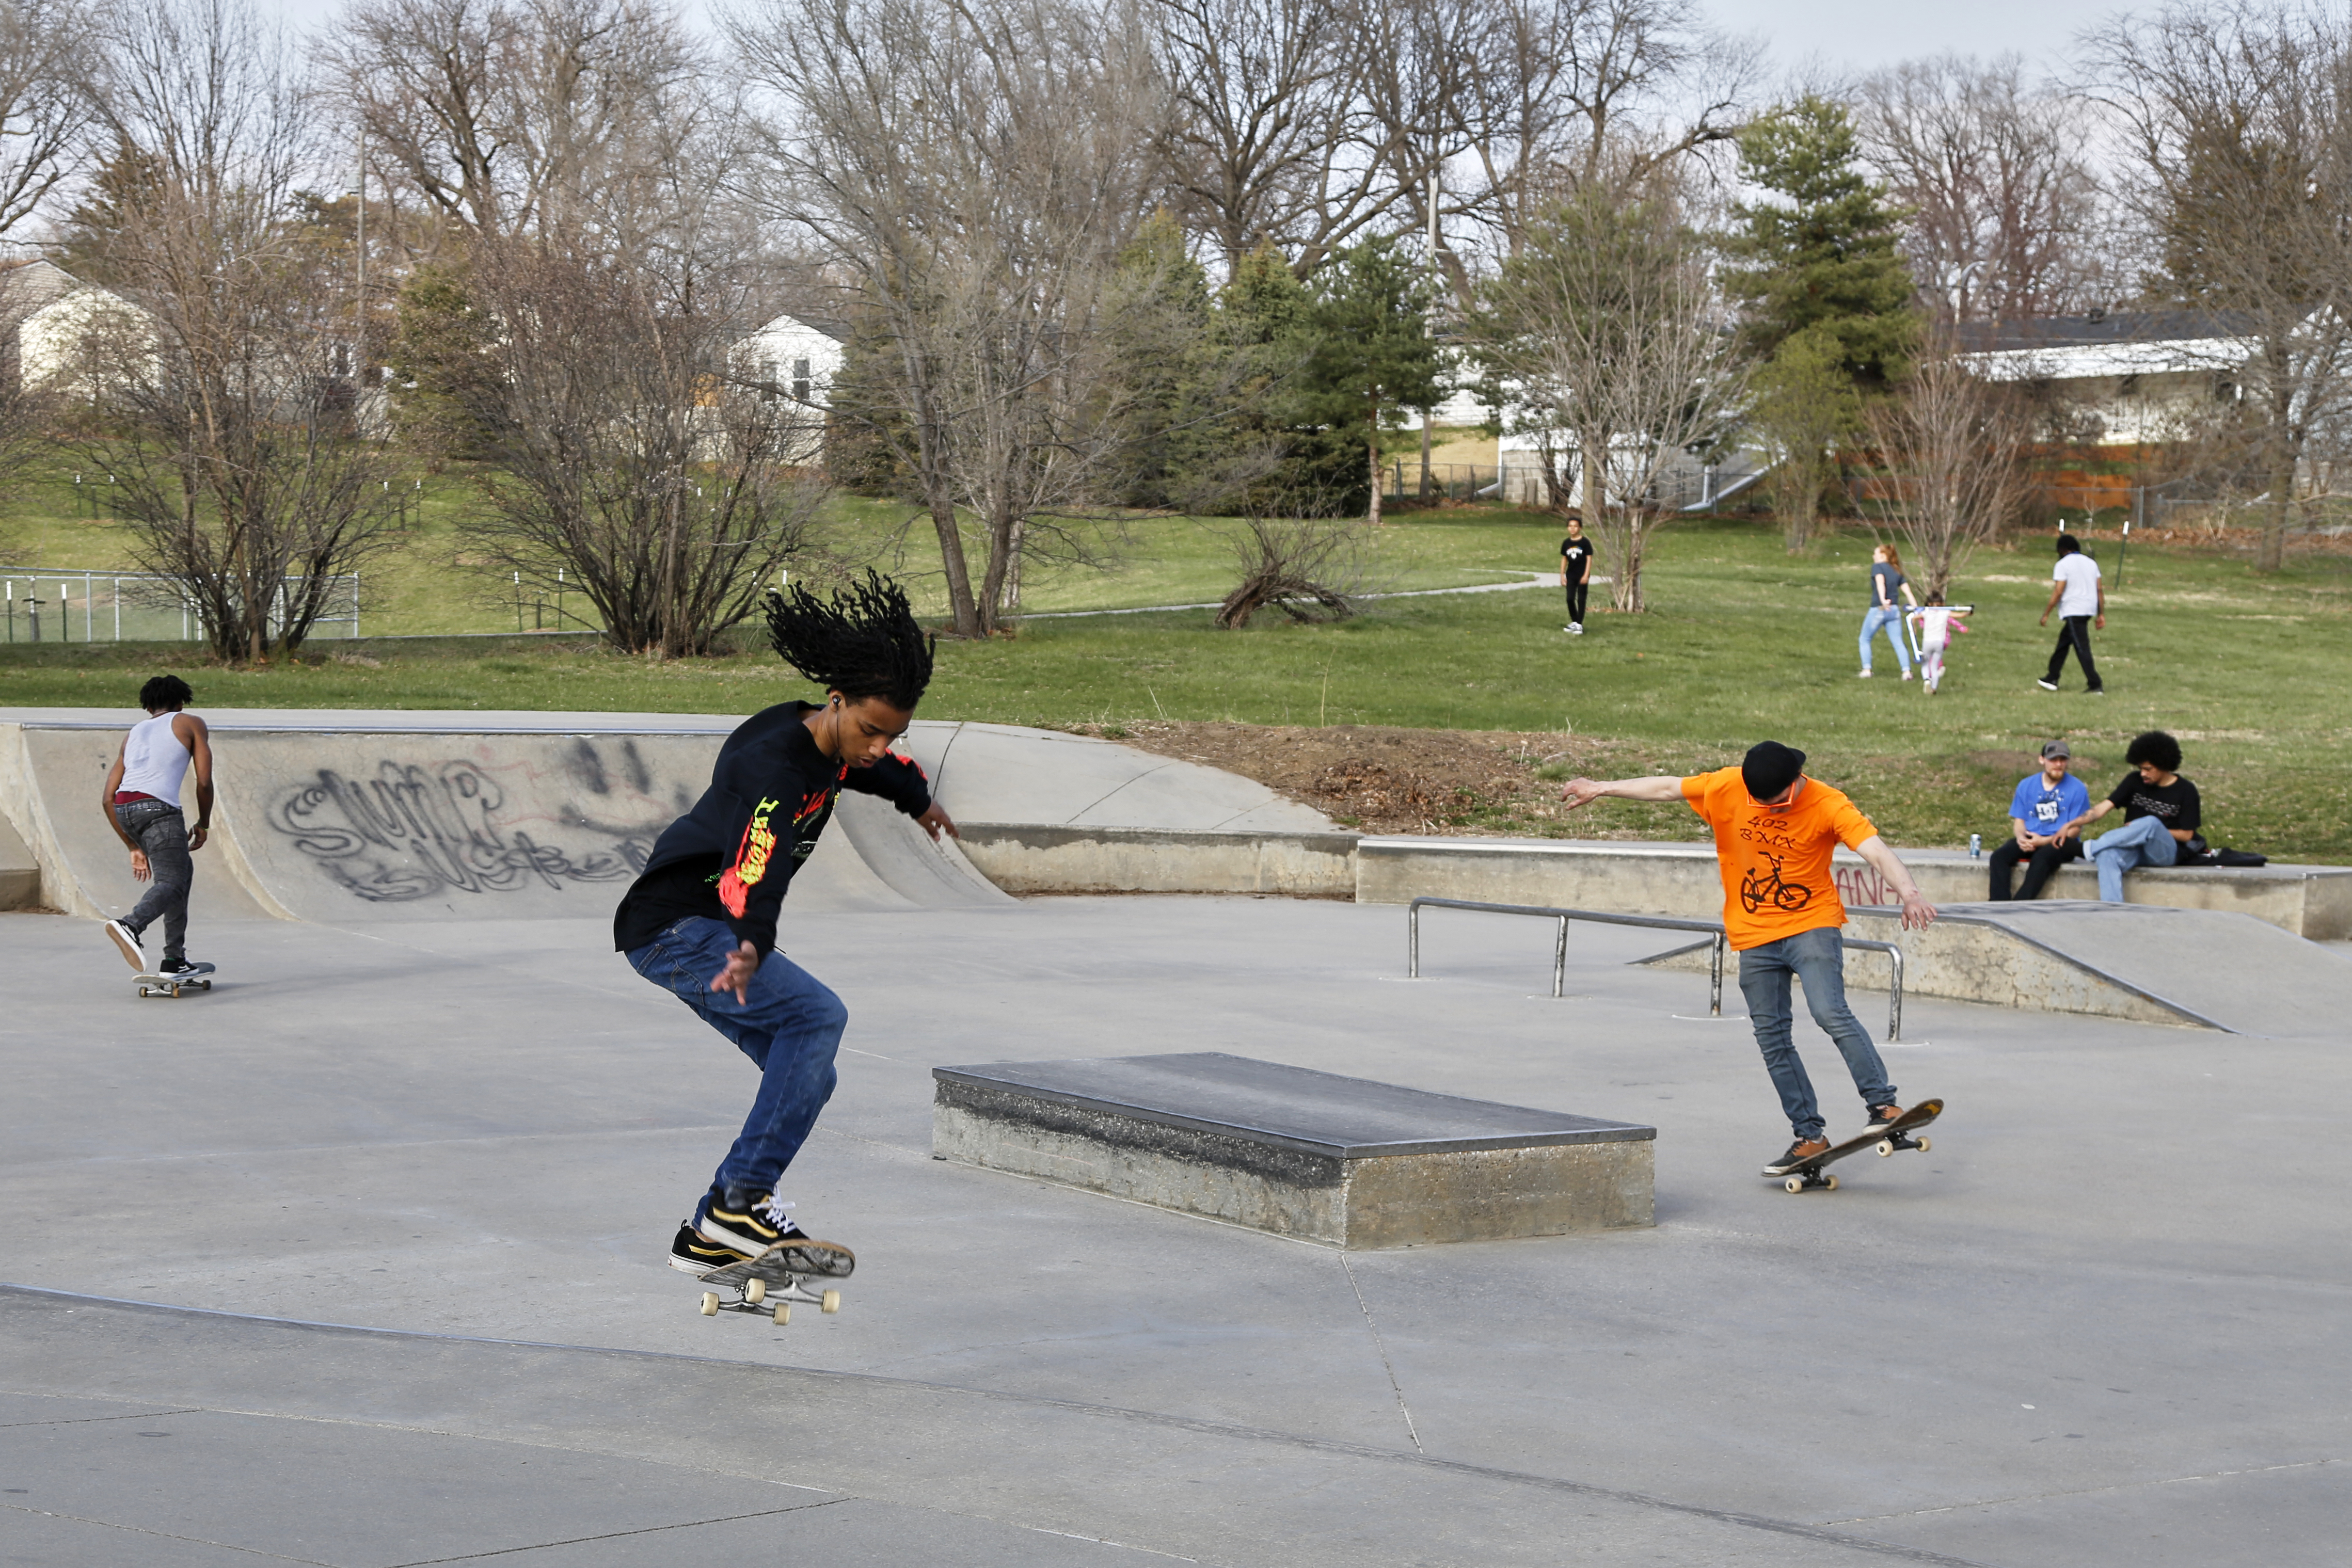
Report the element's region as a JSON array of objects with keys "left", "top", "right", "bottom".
[
  {"left": 1561, "top": 536, "right": 1594, "bottom": 579},
  {"left": 2107, "top": 773, "right": 2201, "bottom": 834}
]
